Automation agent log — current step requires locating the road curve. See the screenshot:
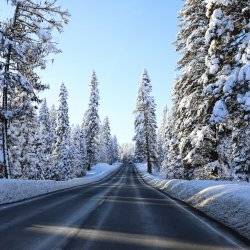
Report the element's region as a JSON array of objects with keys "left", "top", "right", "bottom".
[{"left": 0, "top": 164, "right": 248, "bottom": 250}]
